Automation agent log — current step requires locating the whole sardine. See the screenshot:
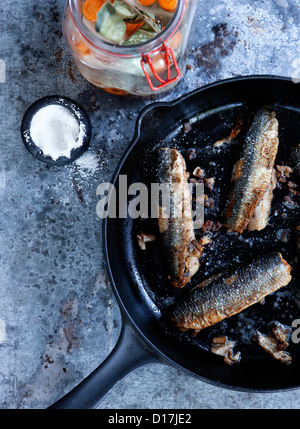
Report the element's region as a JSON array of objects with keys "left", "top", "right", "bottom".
[
  {"left": 247, "top": 168, "right": 277, "bottom": 231},
  {"left": 157, "top": 148, "right": 202, "bottom": 288},
  {"left": 223, "top": 108, "right": 279, "bottom": 233},
  {"left": 172, "top": 252, "right": 292, "bottom": 332}
]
